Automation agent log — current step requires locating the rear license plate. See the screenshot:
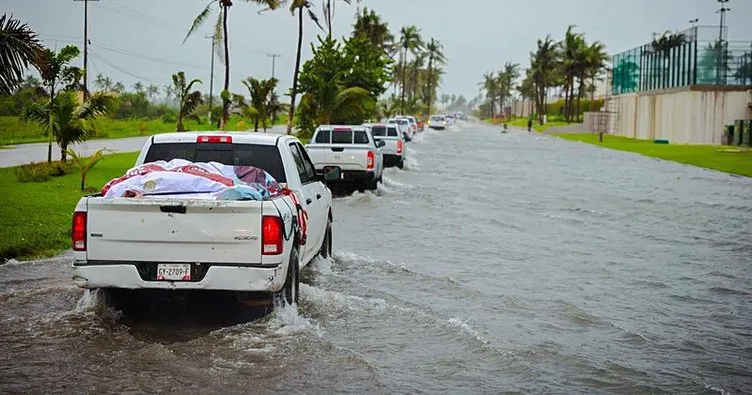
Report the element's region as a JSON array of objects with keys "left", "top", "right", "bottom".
[{"left": 156, "top": 263, "right": 191, "bottom": 281}]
